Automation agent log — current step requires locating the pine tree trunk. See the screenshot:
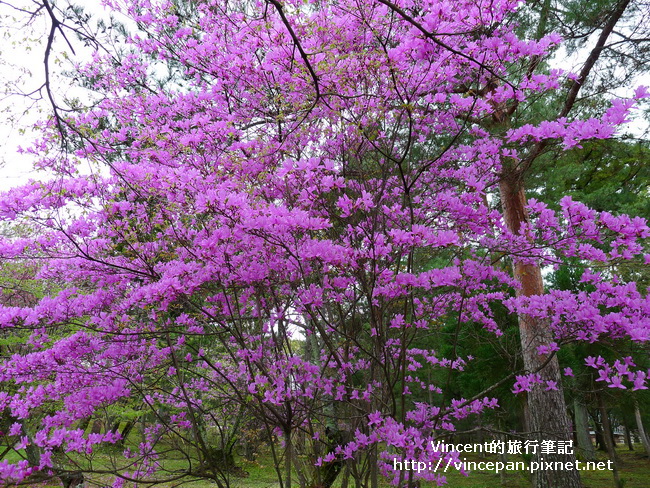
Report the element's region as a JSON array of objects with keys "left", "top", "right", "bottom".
[
  {"left": 594, "top": 420, "right": 607, "bottom": 452},
  {"left": 499, "top": 178, "right": 581, "bottom": 488},
  {"left": 574, "top": 399, "right": 596, "bottom": 461},
  {"left": 634, "top": 399, "right": 650, "bottom": 458},
  {"left": 624, "top": 423, "right": 633, "bottom": 451},
  {"left": 598, "top": 394, "right": 621, "bottom": 488}
]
